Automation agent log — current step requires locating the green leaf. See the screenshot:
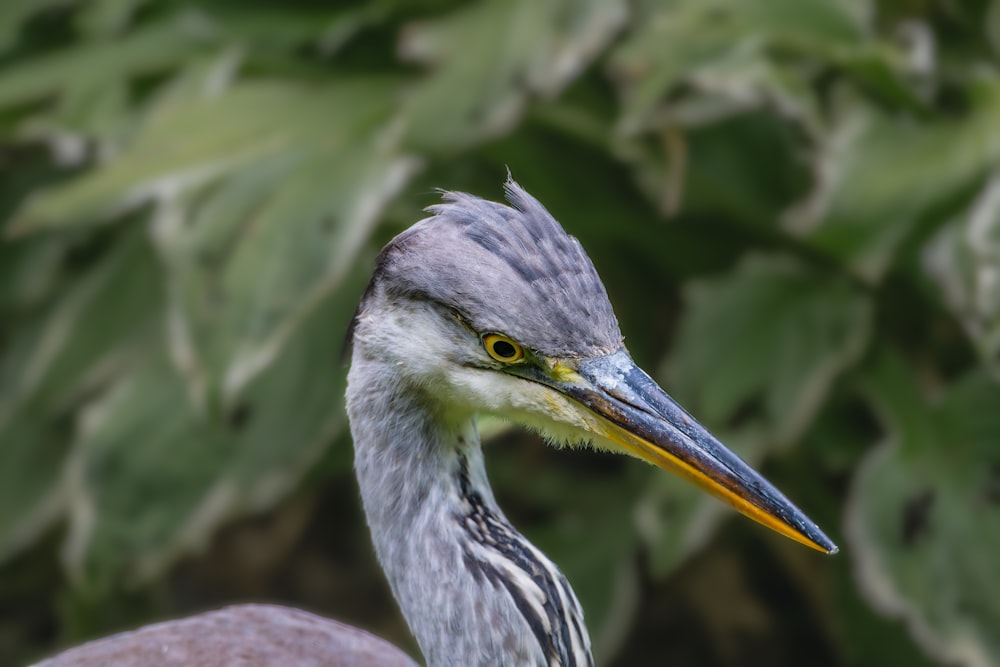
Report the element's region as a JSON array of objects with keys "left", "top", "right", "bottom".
[
  {"left": 0, "top": 404, "right": 70, "bottom": 565},
  {"left": 609, "top": 0, "right": 871, "bottom": 135},
  {"left": 225, "top": 260, "right": 369, "bottom": 497},
  {"left": 154, "top": 84, "right": 417, "bottom": 400},
  {"left": 11, "top": 80, "right": 400, "bottom": 232},
  {"left": 61, "top": 261, "right": 366, "bottom": 590},
  {"left": 0, "top": 236, "right": 68, "bottom": 313},
  {"left": 0, "top": 0, "right": 76, "bottom": 52},
  {"left": 0, "top": 13, "right": 214, "bottom": 111},
  {"left": 787, "top": 81, "right": 1000, "bottom": 283},
  {"left": 62, "top": 353, "right": 227, "bottom": 591},
  {"left": 75, "top": 0, "right": 155, "bottom": 39},
  {"left": 847, "top": 350, "right": 1000, "bottom": 667},
  {"left": 206, "top": 5, "right": 384, "bottom": 54},
  {"left": 667, "top": 254, "right": 871, "bottom": 445},
  {"left": 10, "top": 80, "right": 419, "bottom": 400},
  {"left": 399, "top": 0, "right": 626, "bottom": 151},
  {"left": 832, "top": 557, "right": 941, "bottom": 667},
  {"left": 0, "top": 229, "right": 162, "bottom": 564},
  {"left": 163, "top": 143, "right": 417, "bottom": 403},
  {"left": 924, "top": 174, "right": 1000, "bottom": 374},
  {"left": 677, "top": 111, "right": 813, "bottom": 229},
  {"left": 0, "top": 231, "right": 162, "bottom": 424}
]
